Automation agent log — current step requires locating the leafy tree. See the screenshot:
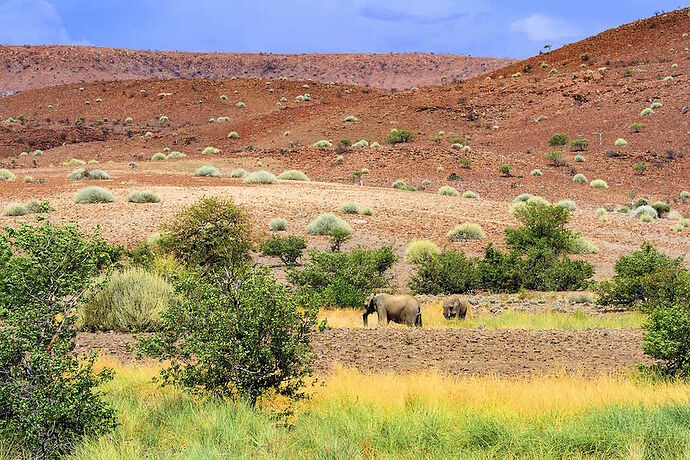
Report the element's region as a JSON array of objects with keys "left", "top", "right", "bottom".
[
  {"left": 409, "top": 249, "right": 480, "bottom": 295},
  {"left": 505, "top": 201, "right": 576, "bottom": 257},
  {"left": 140, "top": 268, "right": 317, "bottom": 405},
  {"left": 643, "top": 304, "right": 690, "bottom": 378},
  {"left": 569, "top": 138, "right": 588, "bottom": 151},
  {"left": 0, "top": 222, "right": 120, "bottom": 459},
  {"left": 546, "top": 150, "right": 565, "bottom": 166},
  {"left": 499, "top": 164, "right": 512, "bottom": 177},
  {"left": 261, "top": 235, "right": 306, "bottom": 266},
  {"left": 160, "top": 196, "right": 253, "bottom": 279},
  {"left": 290, "top": 246, "right": 396, "bottom": 308}
]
